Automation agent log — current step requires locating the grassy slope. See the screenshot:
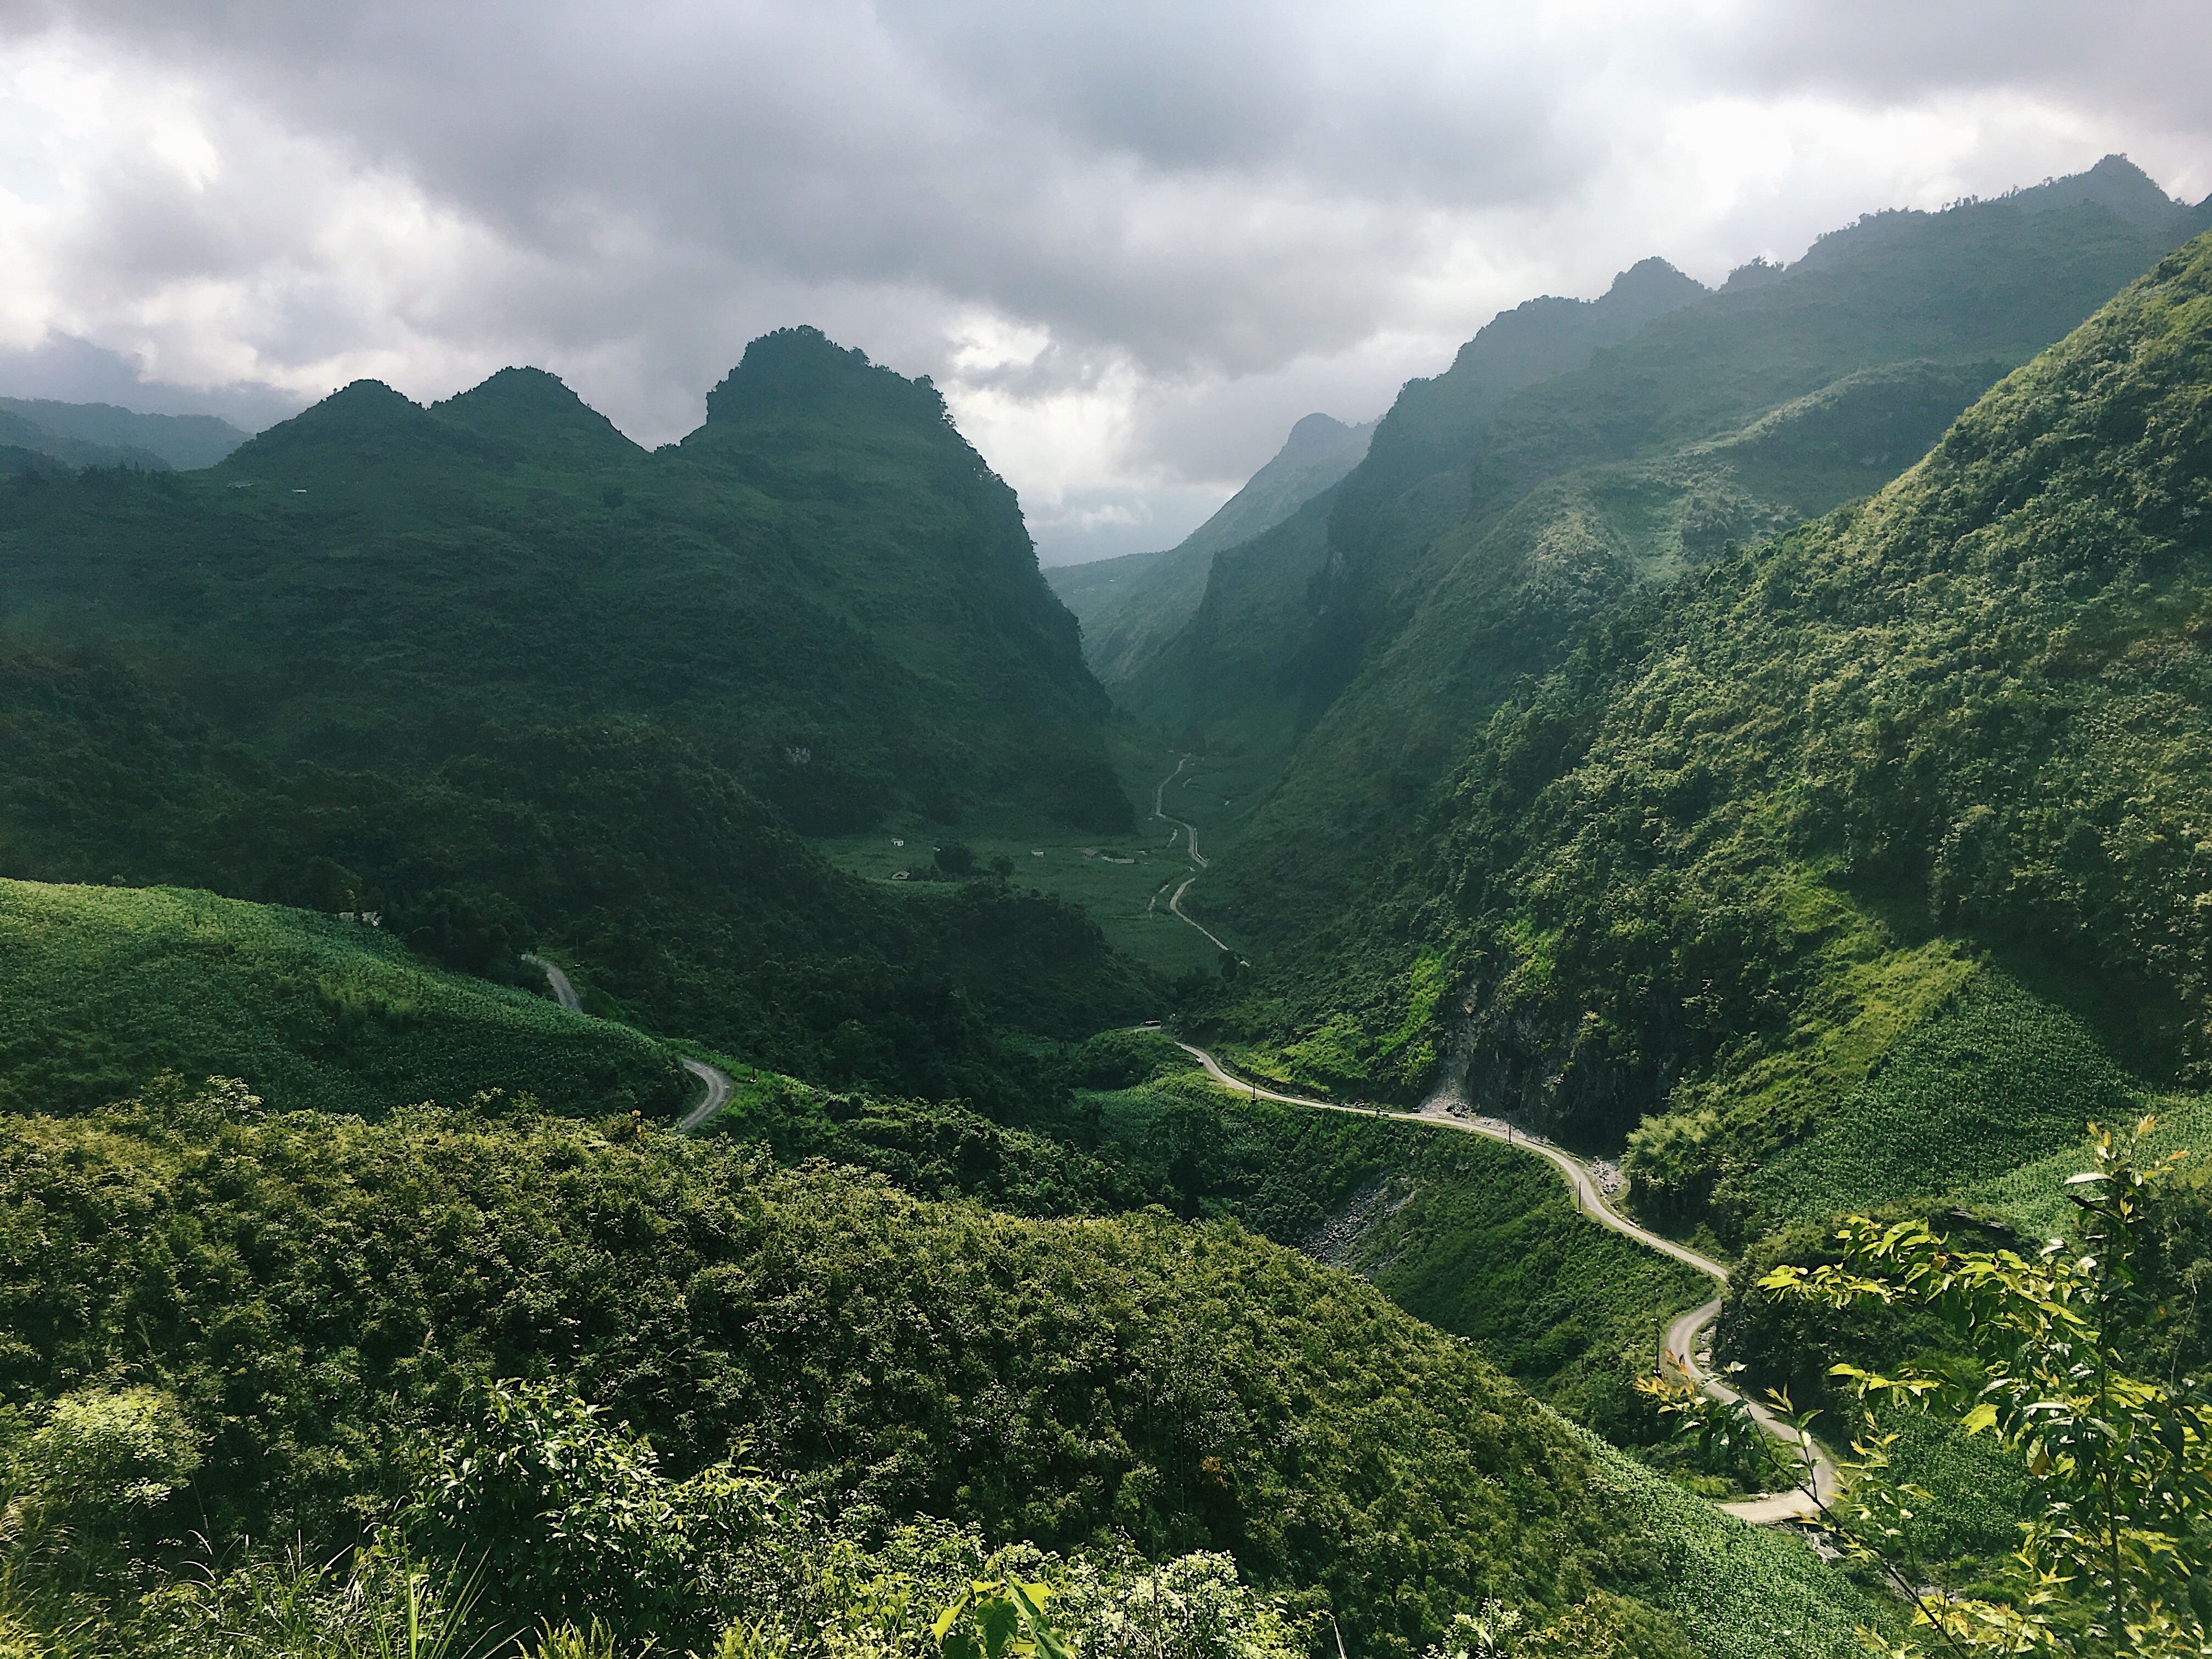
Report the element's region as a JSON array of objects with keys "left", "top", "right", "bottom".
[
  {"left": 0, "top": 1090, "right": 1886, "bottom": 1659},
  {"left": 0, "top": 877, "right": 689, "bottom": 1119},
  {"left": 1212, "top": 167, "right": 2212, "bottom": 958}
]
